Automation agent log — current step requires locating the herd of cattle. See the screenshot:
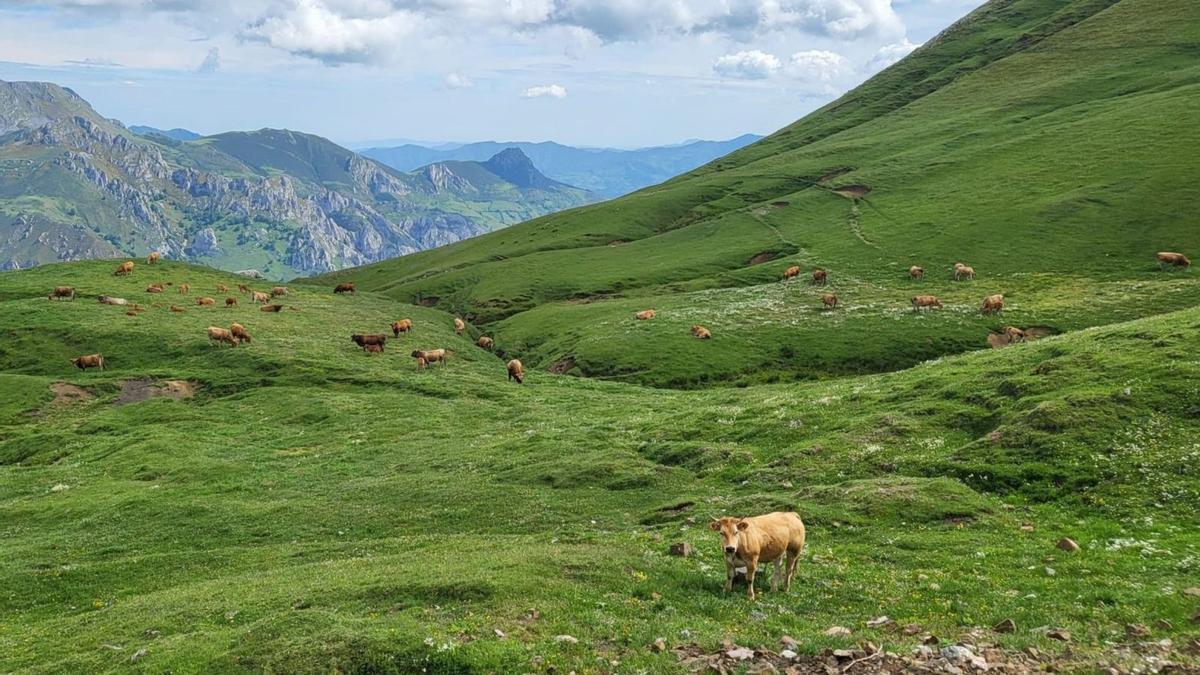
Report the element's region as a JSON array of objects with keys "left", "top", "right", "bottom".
[{"left": 55, "top": 254, "right": 525, "bottom": 383}]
